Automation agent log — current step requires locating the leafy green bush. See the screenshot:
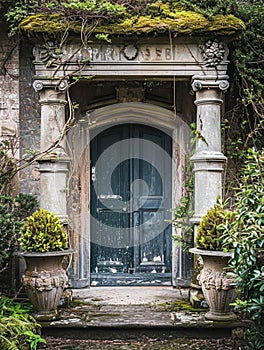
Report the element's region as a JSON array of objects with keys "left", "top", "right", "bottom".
[
  {"left": 20, "top": 208, "right": 69, "bottom": 252},
  {"left": 0, "top": 295, "right": 46, "bottom": 350},
  {"left": 228, "top": 148, "right": 264, "bottom": 349}
]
